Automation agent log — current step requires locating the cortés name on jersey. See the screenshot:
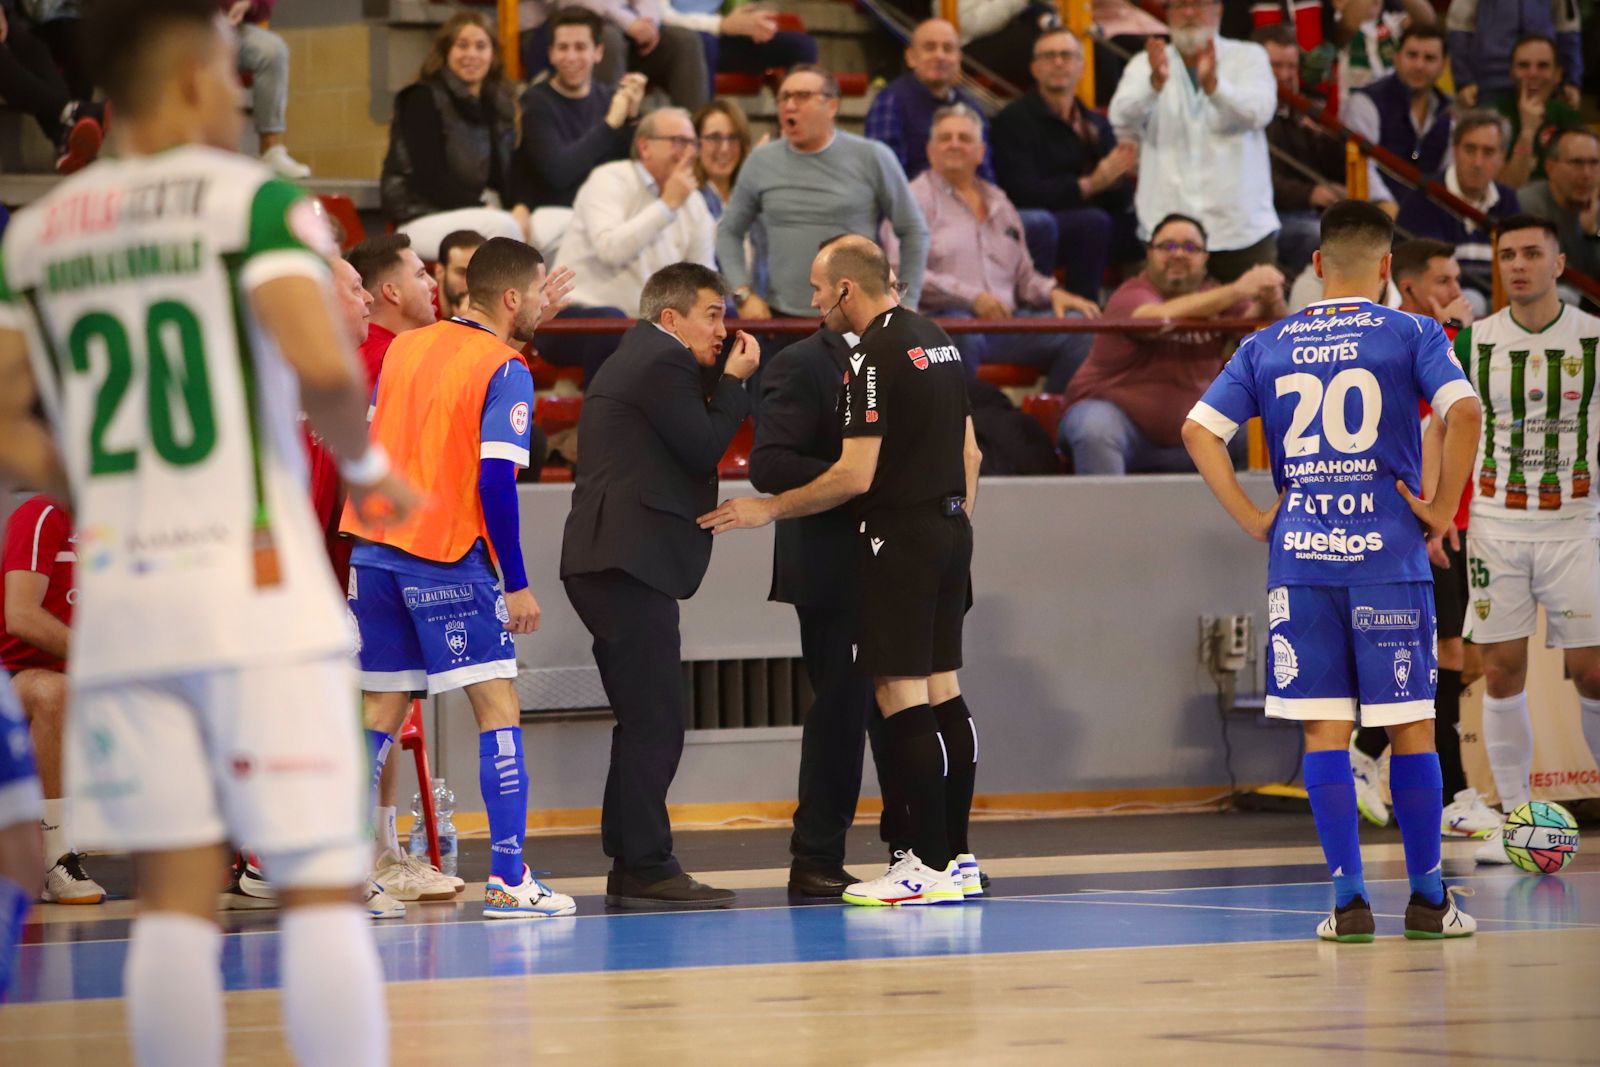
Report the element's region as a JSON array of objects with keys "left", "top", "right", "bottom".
[
  {"left": 907, "top": 344, "right": 960, "bottom": 370},
  {"left": 39, "top": 177, "right": 210, "bottom": 244}
]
